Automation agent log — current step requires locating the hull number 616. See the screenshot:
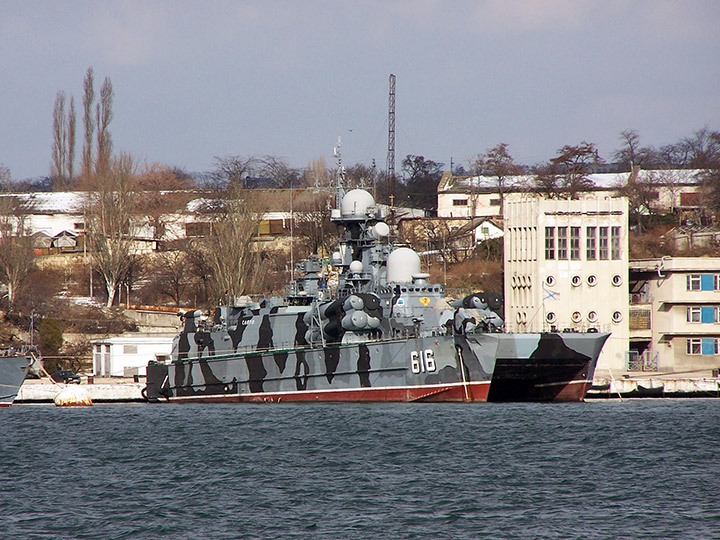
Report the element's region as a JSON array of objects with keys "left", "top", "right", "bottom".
[{"left": 411, "top": 349, "right": 436, "bottom": 373}]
